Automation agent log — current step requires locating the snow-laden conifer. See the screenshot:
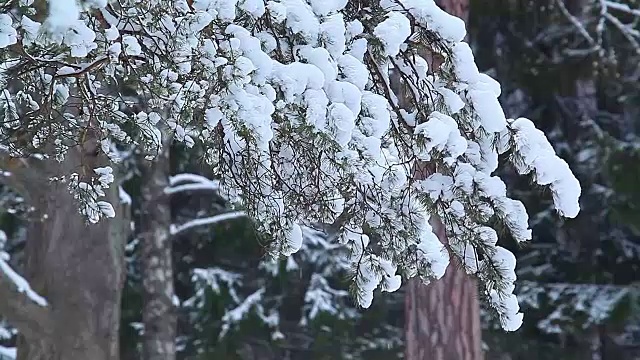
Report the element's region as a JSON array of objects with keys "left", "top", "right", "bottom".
[{"left": 0, "top": 0, "right": 582, "bottom": 330}]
